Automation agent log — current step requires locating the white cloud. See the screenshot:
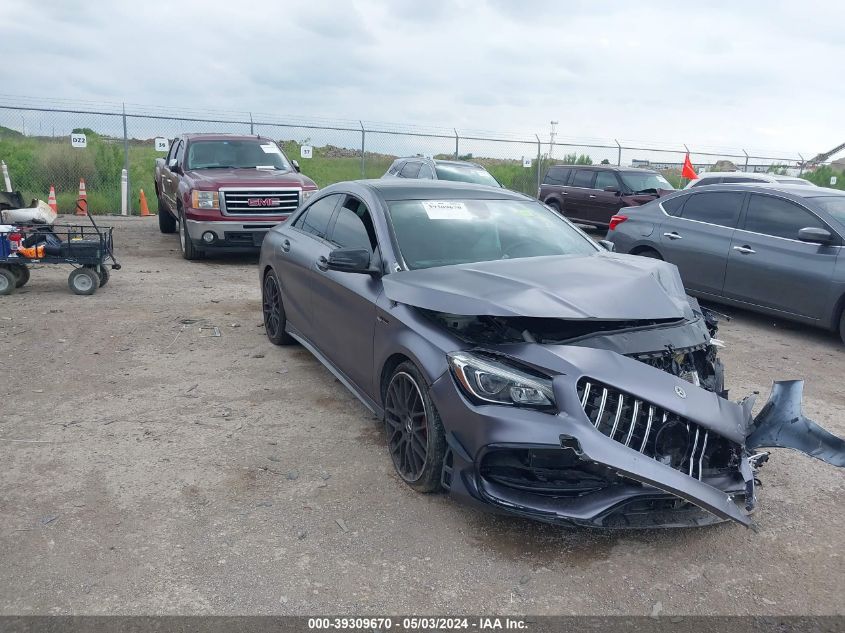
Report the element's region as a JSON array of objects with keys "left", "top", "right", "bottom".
[{"left": 0, "top": 0, "right": 841, "bottom": 157}]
